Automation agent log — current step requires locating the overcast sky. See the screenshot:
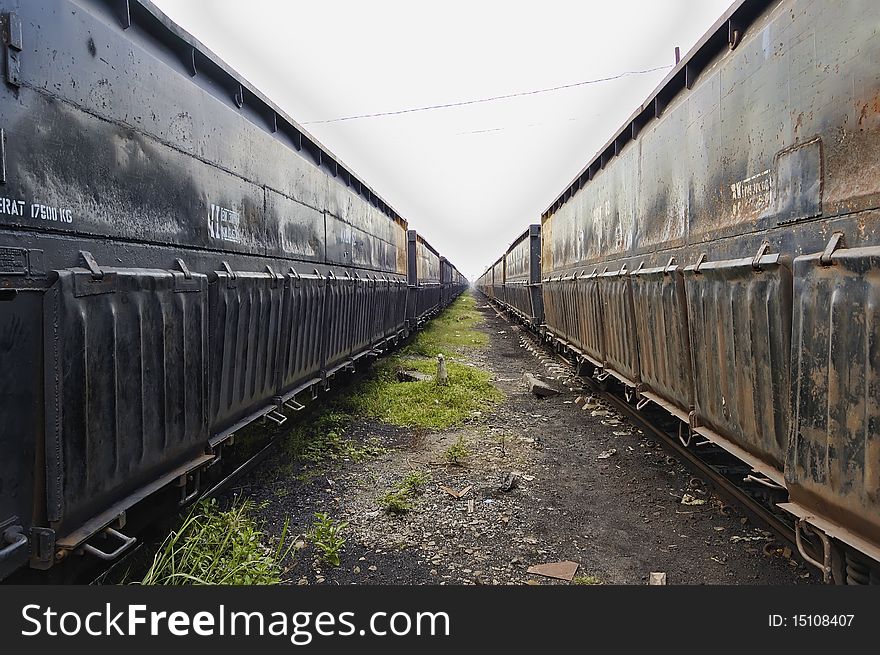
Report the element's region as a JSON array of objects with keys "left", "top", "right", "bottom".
[{"left": 152, "top": 0, "right": 733, "bottom": 280}]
